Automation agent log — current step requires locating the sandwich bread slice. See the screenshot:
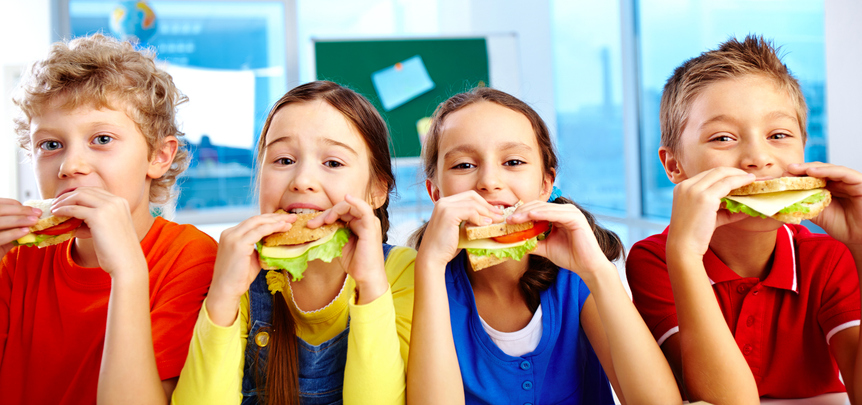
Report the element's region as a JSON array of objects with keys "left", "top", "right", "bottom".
[
  {"left": 458, "top": 203, "right": 550, "bottom": 271},
  {"left": 721, "top": 176, "right": 831, "bottom": 224},
  {"left": 256, "top": 210, "right": 350, "bottom": 281},
  {"left": 14, "top": 199, "right": 83, "bottom": 248}
]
